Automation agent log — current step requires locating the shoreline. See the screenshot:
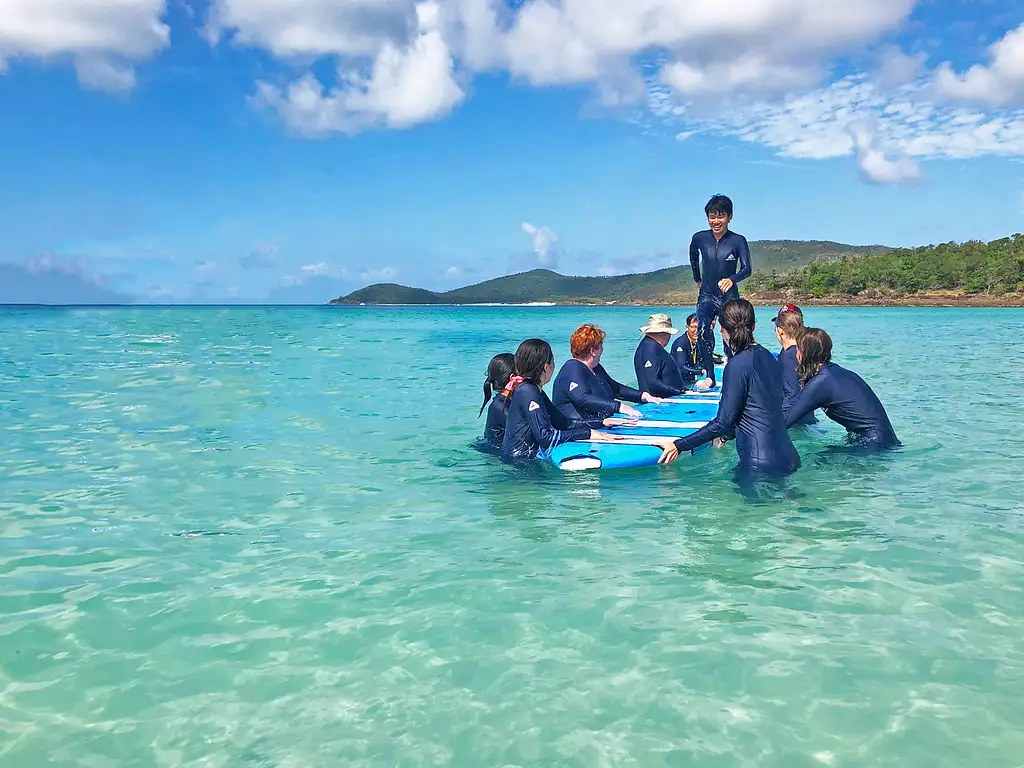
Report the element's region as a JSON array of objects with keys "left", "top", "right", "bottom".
[{"left": 329, "top": 291, "right": 1024, "bottom": 309}]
